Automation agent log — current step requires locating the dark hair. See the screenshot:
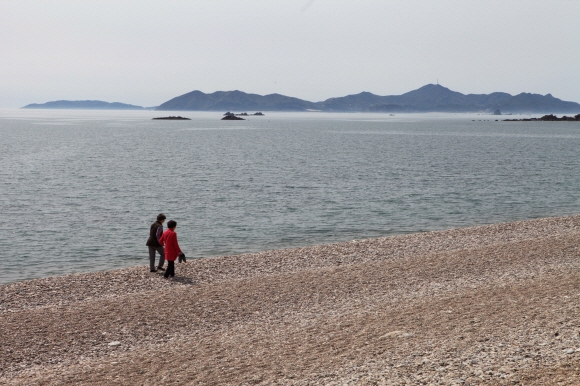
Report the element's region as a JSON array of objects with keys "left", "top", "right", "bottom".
[
  {"left": 157, "top": 213, "right": 166, "bottom": 221},
  {"left": 167, "top": 220, "right": 177, "bottom": 229}
]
